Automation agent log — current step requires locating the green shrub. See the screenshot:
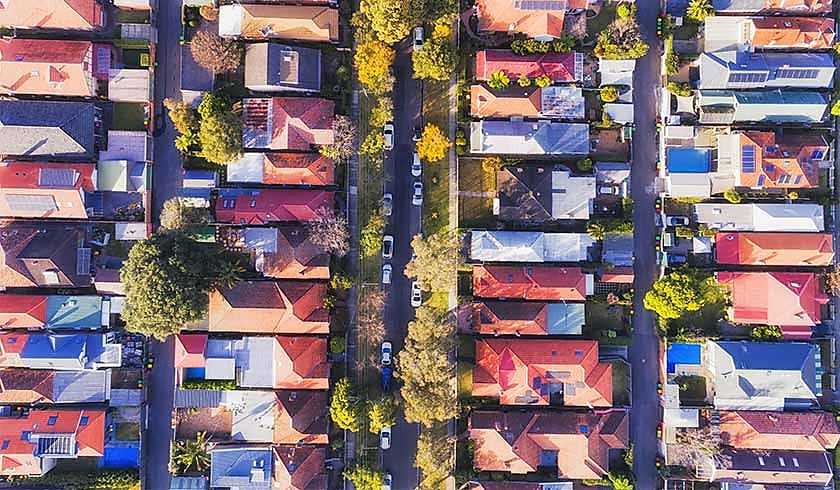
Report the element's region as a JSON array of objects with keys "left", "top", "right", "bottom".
[
  {"left": 666, "top": 82, "right": 692, "bottom": 97},
  {"left": 723, "top": 188, "right": 741, "bottom": 203},
  {"left": 487, "top": 70, "right": 510, "bottom": 90},
  {"left": 551, "top": 34, "right": 576, "bottom": 53},
  {"left": 7, "top": 470, "right": 140, "bottom": 489},
  {"left": 750, "top": 325, "right": 782, "bottom": 341},
  {"left": 510, "top": 38, "right": 550, "bottom": 55},
  {"left": 330, "top": 336, "right": 346, "bottom": 354},
  {"left": 600, "top": 86, "right": 619, "bottom": 103},
  {"left": 518, "top": 75, "right": 532, "bottom": 87},
  {"left": 534, "top": 74, "right": 552, "bottom": 88},
  {"left": 665, "top": 51, "right": 680, "bottom": 76},
  {"left": 330, "top": 273, "right": 353, "bottom": 291},
  {"left": 577, "top": 157, "right": 593, "bottom": 172},
  {"left": 182, "top": 378, "right": 237, "bottom": 390},
  {"left": 616, "top": 3, "right": 635, "bottom": 18}
]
